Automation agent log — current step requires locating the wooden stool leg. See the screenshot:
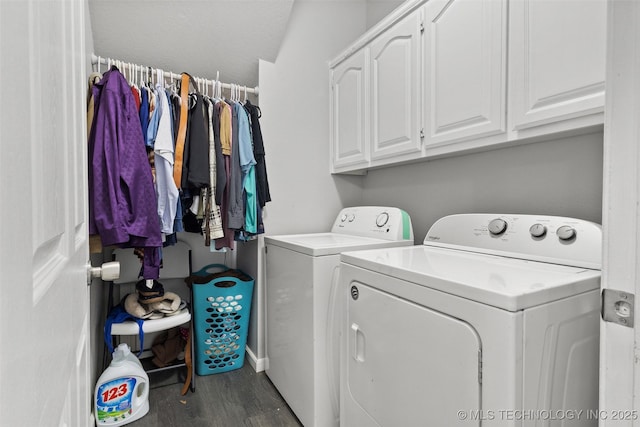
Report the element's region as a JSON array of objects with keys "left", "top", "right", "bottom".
[{"left": 181, "top": 322, "right": 193, "bottom": 395}]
